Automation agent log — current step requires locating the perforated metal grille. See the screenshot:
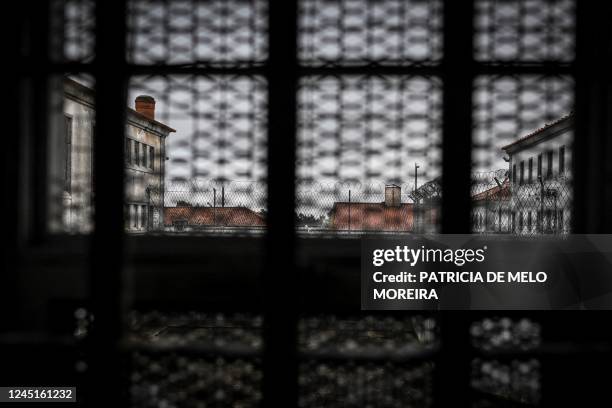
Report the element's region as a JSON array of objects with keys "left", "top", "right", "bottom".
[
  {"left": 131, "top": 352, "right": 262, "bottom": 408},
  {"left": 126, "top": 75, "right": 267, "bottom": 233},
  {"left": 474, "top": 0, "right": 575, "bottom": 62},
  {"left": 299, "top": 0, "right": 443, "bottom": 66},
  {"left": 472, "top": 75, "right": 573, "bottom": 234},
  {"left": 51, "top": 0, "right": 96, "bottom": 62},
  {"left": 129, "top": 75, "right": 267, "bottom": 183},
  {"left": 299, "top": 361, "right": 434, "bottom": 408},
  {"left": 471, "top": 317, "right": 541, "bottom": 351},
  {"left": 471, "top": 359, "right": 541, "bottom": 405},
  {"left": 473, "top": 76, "right": 573, "bottom": 171},
  {"left": 127, "top": 0, "right": 268, "bottom": 65},
  {"left": 299, "top": 315, "right": 438, "bottom": 355},
  {"left": 297, "top": 76, "right": 441, "bottom": 232}
]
